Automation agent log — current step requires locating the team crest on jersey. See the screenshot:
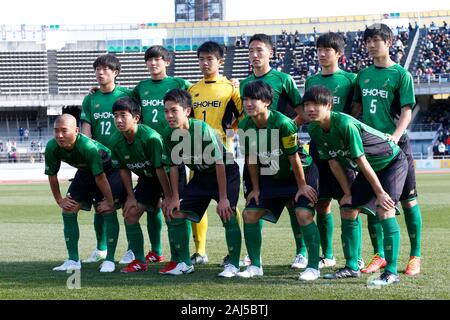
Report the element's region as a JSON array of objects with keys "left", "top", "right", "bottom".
[
  {"left": 383, "top": 78, "right": 391, "bottom": 88},
  {"left": 195, "top": 93, "right": 200, "bottom": 97},
  {"left": 95, "top": 104, "right": 100, "bottom": 108},
  {"left": 124, "top": 155, "right": 130, "bottom": 159},
  {"left": 144, "top": 91, "right": 149, "bottom": 95},
  {"left": 333, "top": 85, "right": 340, "bottom": 93},
  {"left": 364, "top": 79, "right": 370, "bottom": 84}
]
